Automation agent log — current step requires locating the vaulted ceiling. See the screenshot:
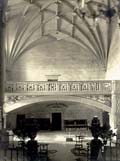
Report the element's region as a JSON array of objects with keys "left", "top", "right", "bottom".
[{"left": 4, "top": 0, "right": 120, "bottom": 80}]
